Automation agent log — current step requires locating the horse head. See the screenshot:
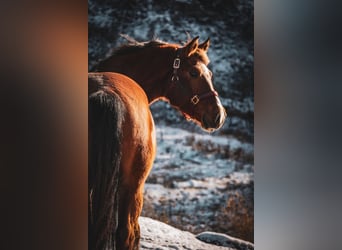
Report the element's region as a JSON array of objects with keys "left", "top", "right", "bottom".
[{"left": 165, "top": 37, "right": 227, "bottom": 132}]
